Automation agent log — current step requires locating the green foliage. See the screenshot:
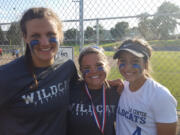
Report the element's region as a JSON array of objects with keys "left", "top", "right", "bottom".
[
  {"left": 110, "top": 21, "right": 129, "bottom": 40},
  {"left": 84, "top": 26, "right": 95, "bottom": 39},
  {"left": 0, "top": 27, "right": 6, "bottom": 44},
  {"left": 64, "top": 28, "right": 78, "bottom": 40},
  {"left": 138, "top": 2, "right": 180, "bottom": 40},
  {"left": 6, "top": 22, "right": 21, "bottom": 45}
]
